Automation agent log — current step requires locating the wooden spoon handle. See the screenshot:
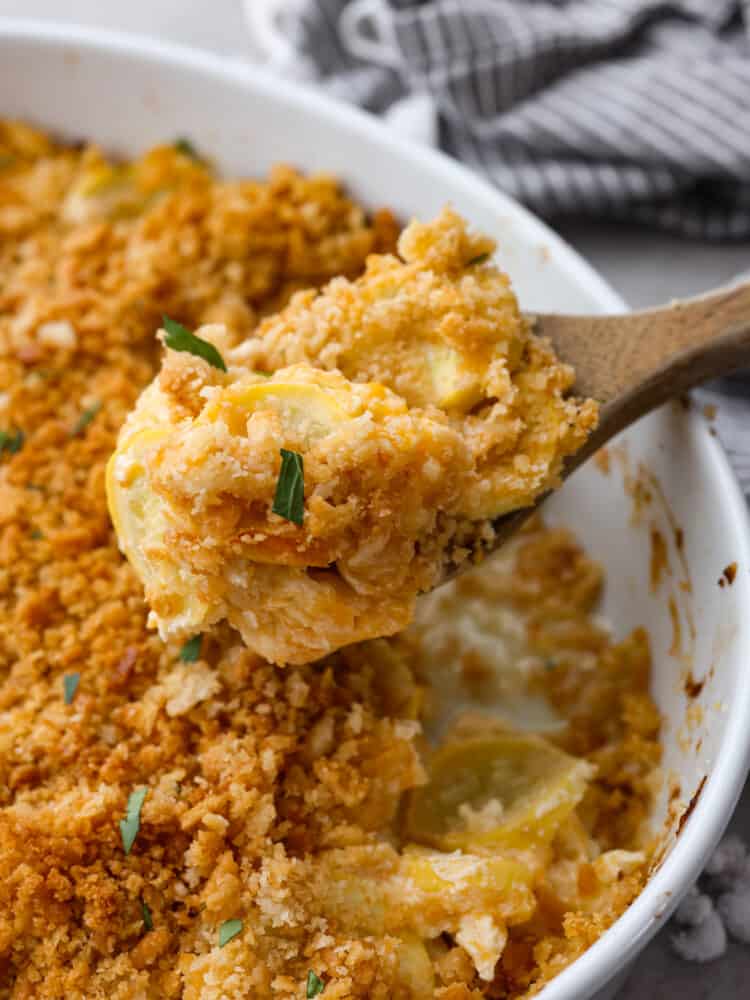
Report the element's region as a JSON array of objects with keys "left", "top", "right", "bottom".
[
  {"left": 533, "top": 280, "right": 750, "bottom": 457},
  {"left": 535, "top": 278, "right": 750, "bottom": 403}
]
